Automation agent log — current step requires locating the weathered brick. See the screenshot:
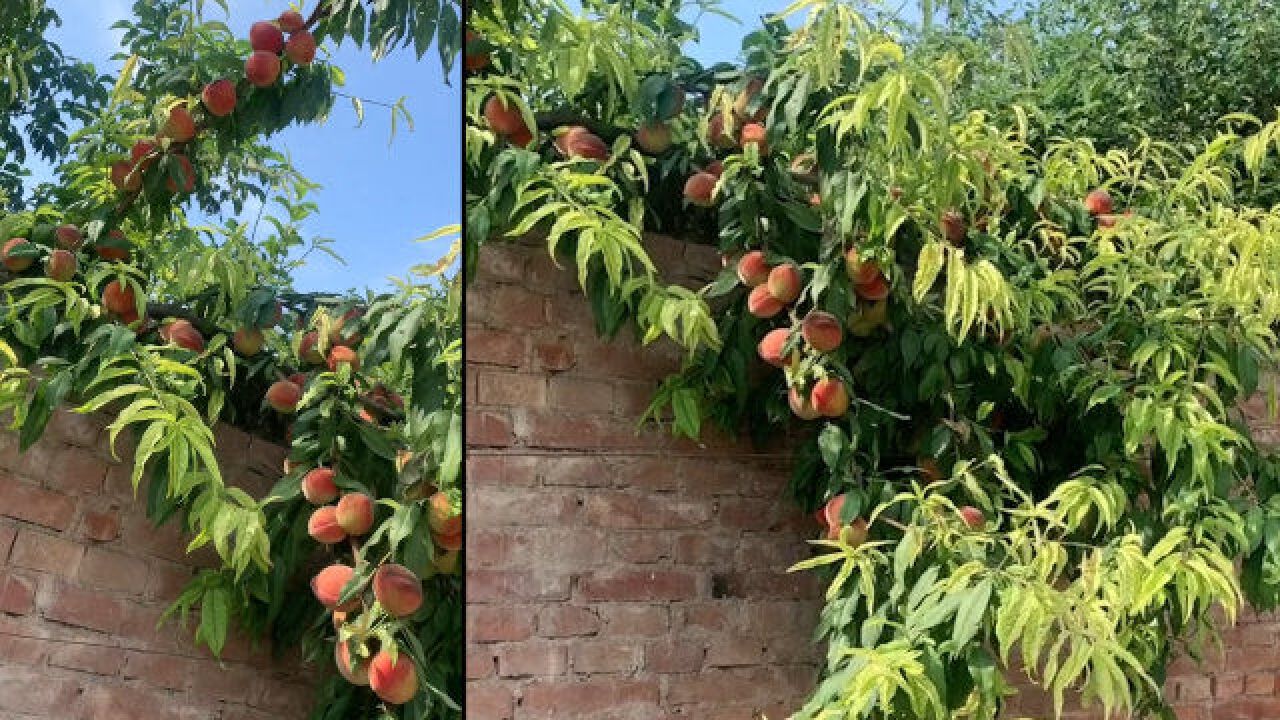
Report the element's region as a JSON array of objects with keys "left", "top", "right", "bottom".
[
  {"left": 537, "top": 605, "right": 601, "bottom": 638},
  {"left": 467, "top": 682, "right": 515, "bottom": 719},
  {"left": 497, "top": 641, "right": 567, "bottom": 677},
  {"left": 478, "top": 371, "right": 547, "bottom": 407},
  {"left": 10, "top": 529, "right": 83, "bottom": 576},
  {"left": 49, "top": 642, "right": 125, "bottom": 676},
  {"left": 44, "top": 582, "right": 127, "bottom": 633},
  {"left": 469, "top": 605, "right": 536, "bottom": 643},
  {"left": 570, "top": 639, "right": 641, "bottom": 674},
  {"left": 467, "top": 409, "right": 514, "bottom": 447},
  {"left": 519, "top": 679, "right": 660, "bottom": 719},
  {"left": 0, "top": 475, "right": 76, "bottom": 530},
  {"left": 533, "top": 339, "right": 575, "bottom": 372},
  {"left": 584, "top": 491, "right": 711, "bottom": 529},
  {"left": 578, "top": 569, "right": 699, "bottom": 602},
  {"left": 468, "top": 327, "right": 528, "bottom": 368},
  {"left": 81, "top": 509, "right": 121, "bottom": 542},
  {"left": 46, "top": 445, "right": 109, "bottom": 494},
  {"left": 77, "top": 547, "right": 149, "bottom": 593},
  {"left": 0, "top": 572, "right": 35, "bottom": 615},
  {"left": 0, "top": 667, "right": 81, "bottom": 714},
  {"left": 123, "top": 650, "right": 192, "bottom": 690},
  {"left": 645, "top": 639, "right": 705, "bottom": 674}
]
